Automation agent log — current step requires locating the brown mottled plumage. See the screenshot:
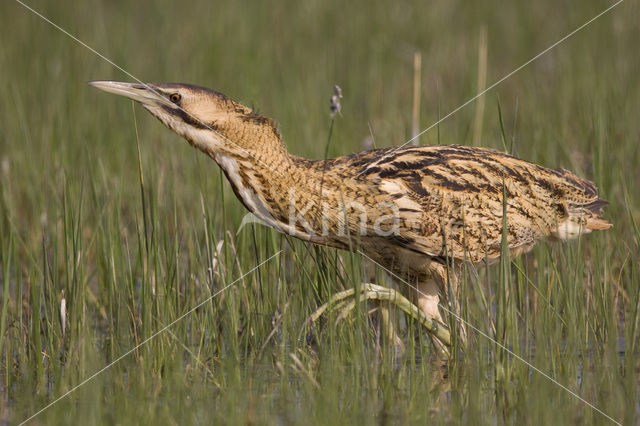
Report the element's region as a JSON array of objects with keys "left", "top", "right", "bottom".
[{"left": 90, "top": 81, "right": 612, "bottom": 350}]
